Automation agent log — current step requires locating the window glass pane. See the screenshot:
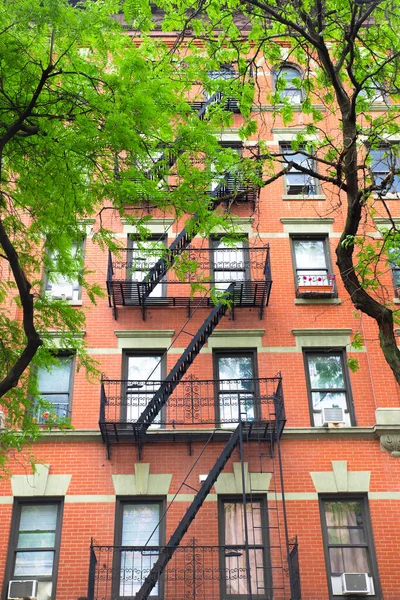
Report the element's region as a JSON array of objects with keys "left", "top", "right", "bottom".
[
  {"left": 325, "top": 501, "right": 363, "bottom": 527},
  {"left": 17, "top": 532, "right": 56, "bottom": 548},
  {"left": 327, "top": 527, "right": 365, "bottom": 545},
  {"left": 19, "top": 505, "right": 58, "bottom": 532},
  {"left": 126, "top": 356, "right": 162, "bottom": 427},
  {"left": 393, "top": 268, "right": 400, "bottom": 287},
  {"left": 312, "top": 391, "right": 347, "bottom": 411},
  {"left": 224, "top": 502, "right": 262, "bottom": 545},
  {"left": 37, "top": 358, "right": 72, "bottom": 394},
  {"left": 14, "top": 551, "right": 54, "bottom": 577},
  {"left": 307, "top": 355, "right": 344, "bottom": 389},
  {"left": 127, "top": 355, "right": 161, "bottom": 382},
  {"left": 329, "top": 547, "right": 369, "bottom": 573},
  {"left": 122, "top": 504, "right": 160, "bottom": 546},
  {"left": 120, "top": 549, "right": 159, "bottom": 597},
  {"left": 219, "top": 393, "right": 255, "bottom": 425},
  {"left": 47, "top": 243, "right": 80, "bottom": 298},
  {"left": 218, "top": 356, "right": 254, "bottom": 381},
  {"left": 293, "top": 240, "right": 327, "bottom": 270},
  {"left": 225, "top": 548, "right": 264, "bottom": 595}
]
